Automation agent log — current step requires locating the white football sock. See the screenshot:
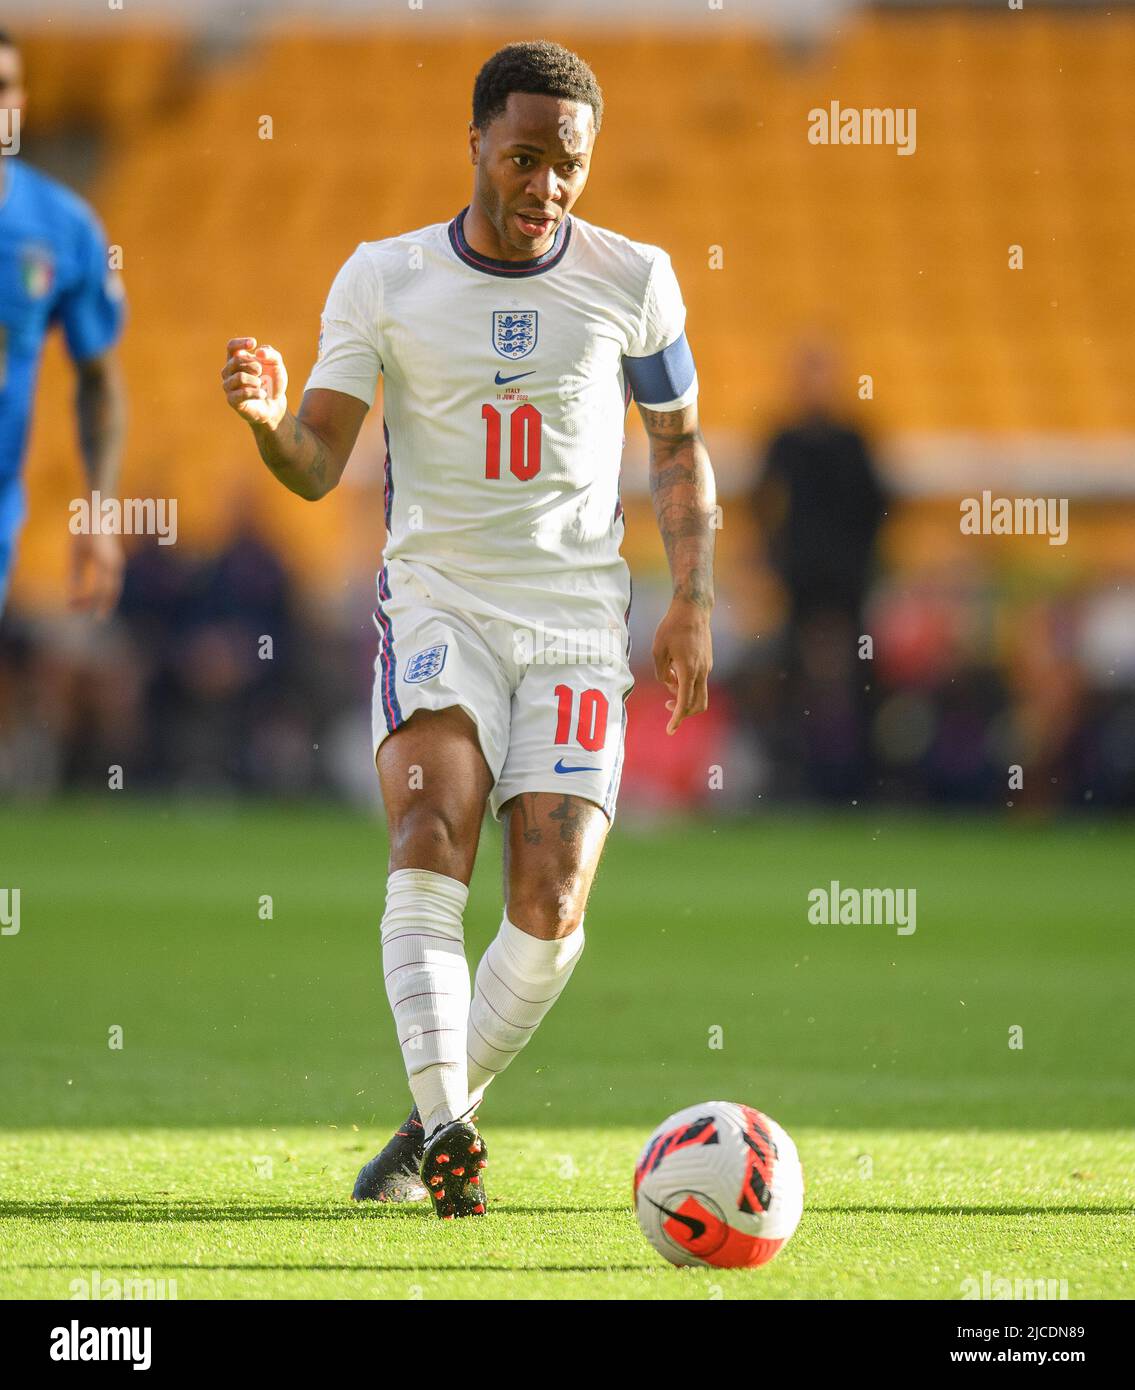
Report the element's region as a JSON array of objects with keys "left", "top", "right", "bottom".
[
  {"left": 466, "top": 914, "right": 586, "bottom": 1109},
  {"left": 381, "top": 868, "right": 471, "bottom": 1135}
]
